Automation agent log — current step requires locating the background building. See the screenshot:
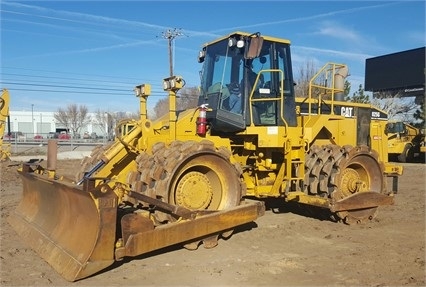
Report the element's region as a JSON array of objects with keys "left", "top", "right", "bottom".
[{"left": 4, "top": 110, "right": 107, "bottom": 140}]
